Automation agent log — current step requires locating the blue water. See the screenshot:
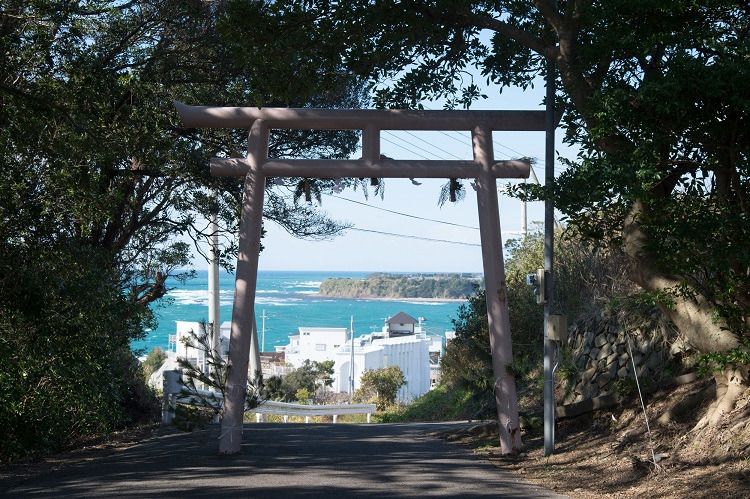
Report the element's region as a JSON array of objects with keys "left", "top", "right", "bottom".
[{"left": 132, "top": 270, "right": 468, "bottom": 355}]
